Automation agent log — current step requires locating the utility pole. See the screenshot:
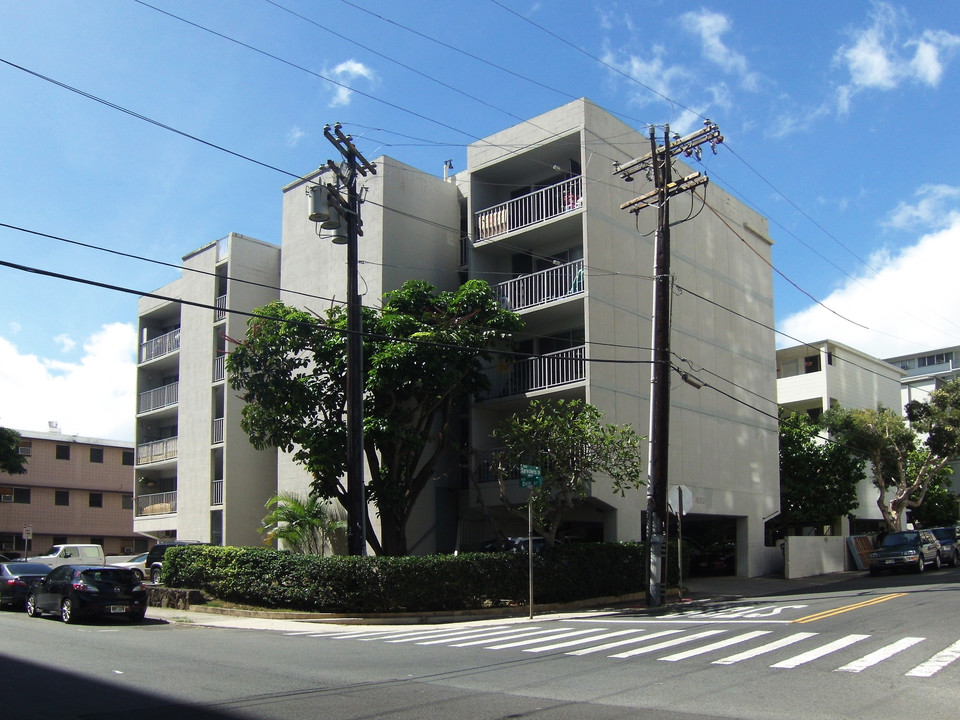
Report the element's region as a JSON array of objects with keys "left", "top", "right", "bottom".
[
  {"left": 613, "top": 121, "right": 722, "bottom": 606},
  {"left": 316, "top": 123, "right": 377, "bottom": 556}
]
